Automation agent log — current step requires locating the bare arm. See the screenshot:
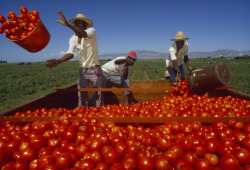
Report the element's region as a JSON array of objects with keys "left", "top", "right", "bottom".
[
  {"left": 56, "top": 10, "right": 87, "bottom": 38},
  {"left": 123, "top": 64, "right": 129, "bottom": 79},
  {"left": 46, "top": 53, "right": 74, "bottom": 68},
  {"left": 184, "top": 55, "right": 193, "bottom": 72}
]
